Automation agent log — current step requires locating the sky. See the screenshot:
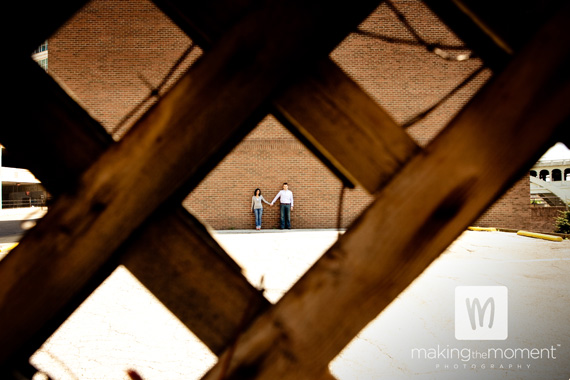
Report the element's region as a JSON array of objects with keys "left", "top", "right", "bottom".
[{"left": 539, "top": 142, "right": 570, "bottom": 161}]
